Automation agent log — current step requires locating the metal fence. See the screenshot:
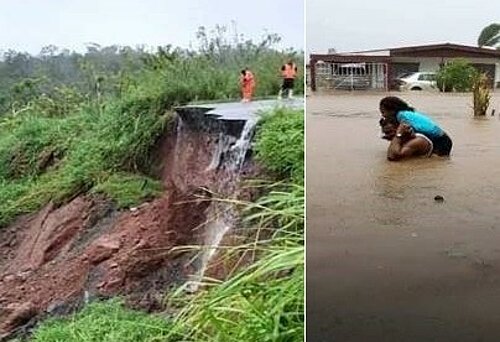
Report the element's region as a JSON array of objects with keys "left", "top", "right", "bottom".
[{"left": 315, "top": 62, "right": 388, "bottom": 91}]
